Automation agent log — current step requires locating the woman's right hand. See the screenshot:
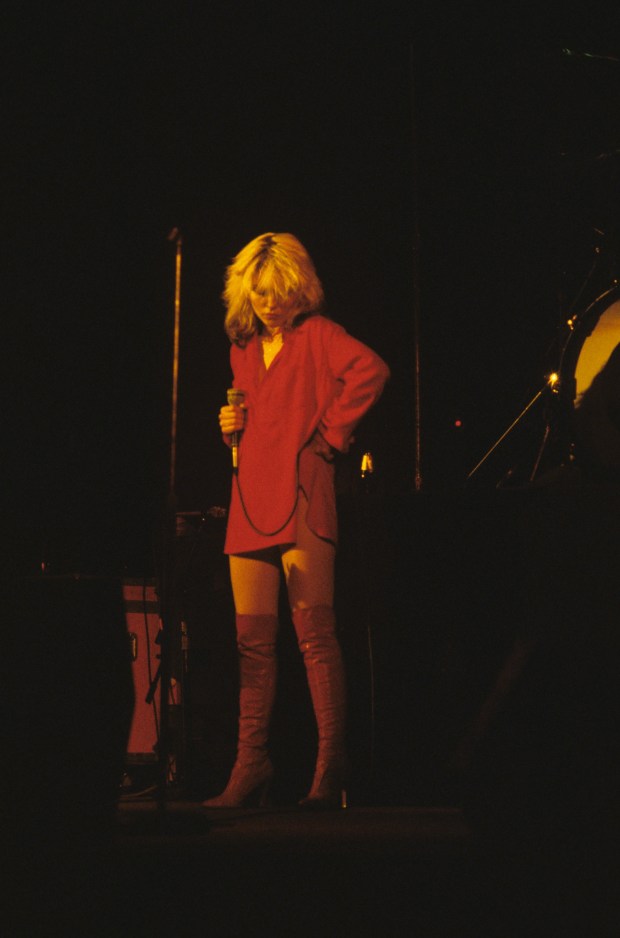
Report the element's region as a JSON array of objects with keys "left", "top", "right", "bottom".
[{"left": 219, "top": 404, "right": 246, "bottom": 435}]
